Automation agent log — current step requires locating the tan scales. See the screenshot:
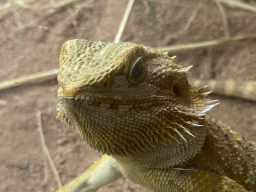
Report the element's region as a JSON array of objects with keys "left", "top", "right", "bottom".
[{"left": 56, "top": 39, "right": 256, "bottom": 192}]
